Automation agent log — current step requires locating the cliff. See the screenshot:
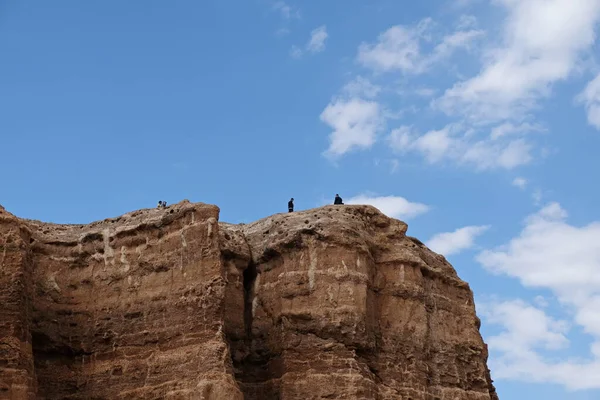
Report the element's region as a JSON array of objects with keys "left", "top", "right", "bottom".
[{"left": 0, "top": 201, "right": 498, "bottom": 400}]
